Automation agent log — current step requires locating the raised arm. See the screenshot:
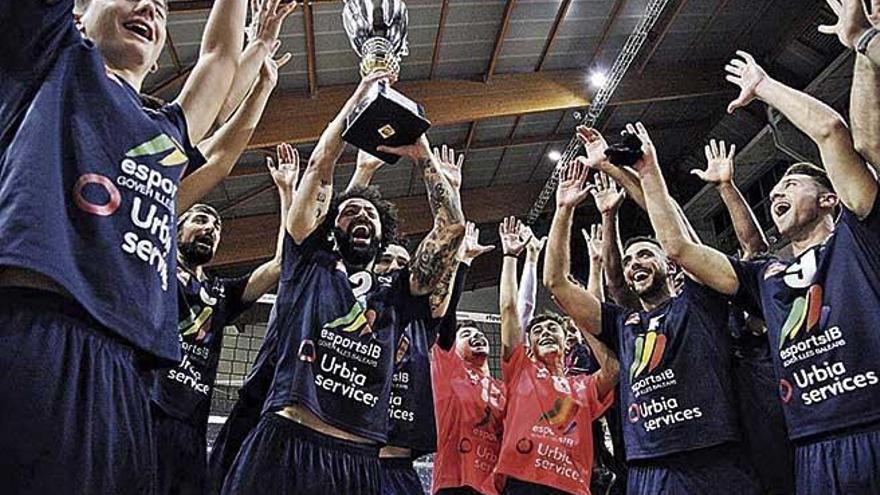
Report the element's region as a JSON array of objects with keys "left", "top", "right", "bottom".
[
  {"left": 726, "top": 50, "right": 878, "bottom": 217},
  {"left": 174, "top": 0, "right": 249, "bottom": 143},
  {"left": 582, "top": 332, "right": 620, "bottom": 399},
  {"left": 499, "top": 217, "right": 528, "bottom": 362},
  {"left": 241, "top": 143, "right": 299, "bottom": 303},
  {"left": 1, "top": 0, "right": 72, "bottom": 71},
  {"left": 378, "top": 142, "right": 466, "bottom": 296},
  {"left": 582, "top": 224, "right": 605, "bottom": 302},
  {"left": 178, "top": 52, "right": 285, "bottom": 212},
  {"left": 577, "top": 126, "right": 647, "bottom": 210},
  {"left": 346, "top": 151, "right": 386, "bottom": 192},
  {"left": 819, "top": 0, "right": 880, "bottom": 66},
  {"left": 817, "top": 0, "right": 880, "bottom": 169},
  {"left": 543, "top": 159, "right": 603, "bottom": 335},
  {"left": 691, "top": 139, "right": 769, "bottom": 259},
  {"left": 430, "top": 222, "right": 493, "bottom": 318},
  {"left": 215, "top": 0, "right": 297, "bottom": 125},
  {"left": 589, "top": 172, "right": 639, "bottom": 308},
  {"left": 630, "top": 123, "right": 740, "bottom": 296},
  {"left": 286, "top": 72, "right": 391, "bottom": 242},
  {"left": 518, "top": 229, "right": 545, "bottom": 332}
]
